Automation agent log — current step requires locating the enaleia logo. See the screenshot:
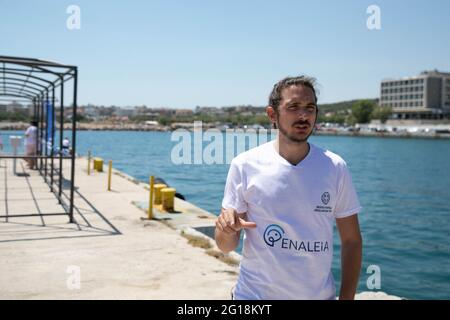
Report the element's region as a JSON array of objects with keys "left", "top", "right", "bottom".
[
  {"left": 263, "top": 223, "right": 330, "bottom": 253},
  {"left": 263, "top": 224, "right": 285, "bottom": 247}
]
